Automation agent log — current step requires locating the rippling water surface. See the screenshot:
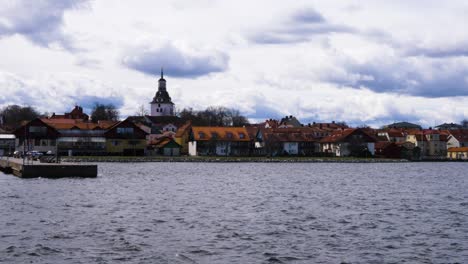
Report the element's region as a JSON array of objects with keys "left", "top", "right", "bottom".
[{"left": 1, "top": 162, "right": 467, "bottom": 263}]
